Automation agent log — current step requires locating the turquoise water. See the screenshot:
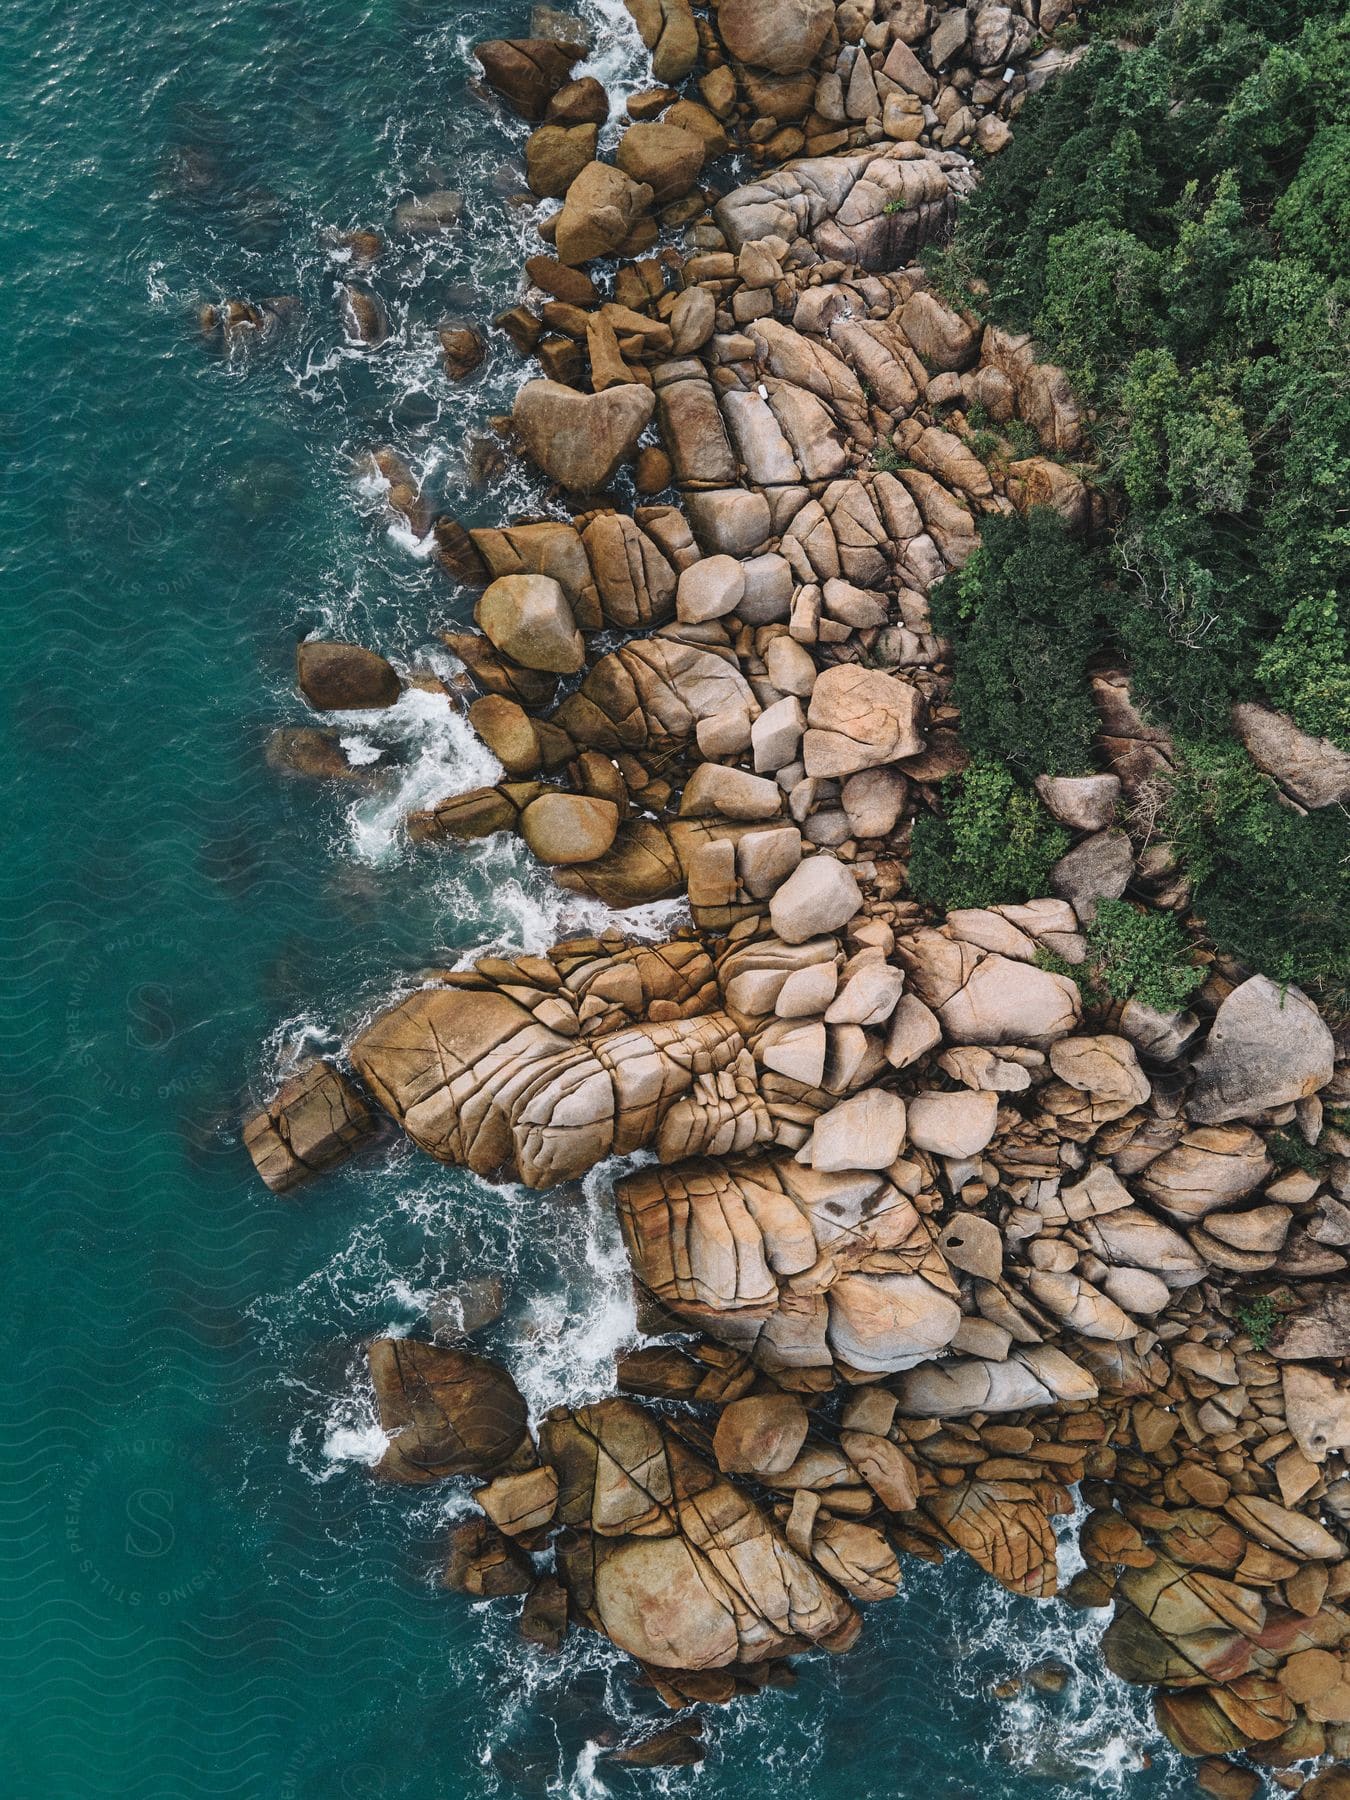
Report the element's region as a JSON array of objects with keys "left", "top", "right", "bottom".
[{"left": 1, "top": 3, "right": 1188, "bottom": 1794}]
